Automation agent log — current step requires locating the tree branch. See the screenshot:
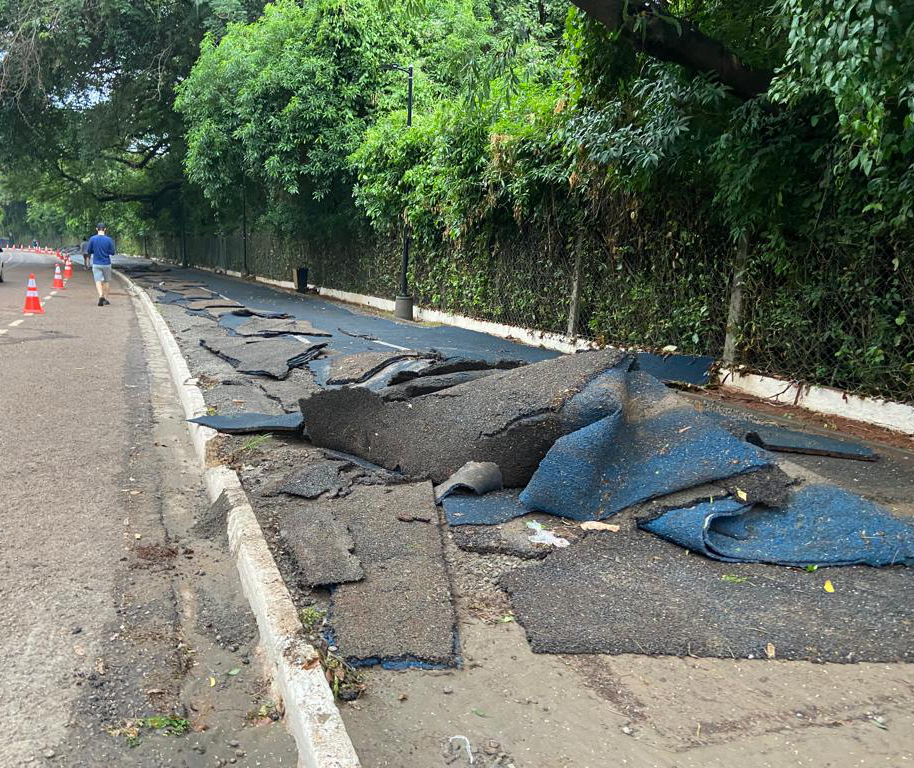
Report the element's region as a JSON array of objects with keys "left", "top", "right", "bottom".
[
  {"left": 570, "top": 0, "right": 773, "bottom": 99},
  {"left": 101, "top": 138, "right": 171, "bottom": 170},
  {"left": 56, "top": 160, "right": 180, "bottom": 203}
]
